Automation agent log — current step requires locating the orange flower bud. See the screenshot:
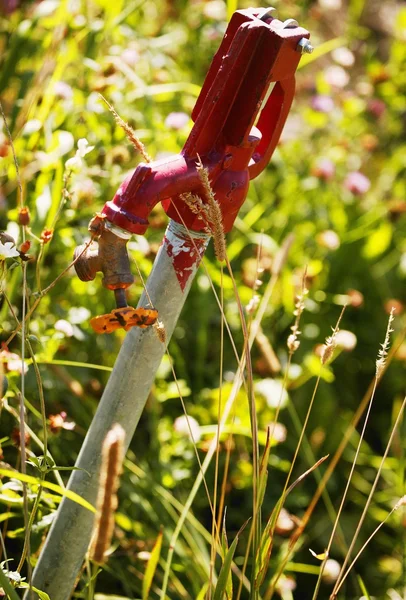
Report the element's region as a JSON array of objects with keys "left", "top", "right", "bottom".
[
  {"left": 18, "top": 207, "right": 30, "bottom": 226},
  {"left": 20, "top": 240, "right": 31, "bottom": 254},
  {"left": 40, "top": 228, "right": 53, "bottom": 244}
]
